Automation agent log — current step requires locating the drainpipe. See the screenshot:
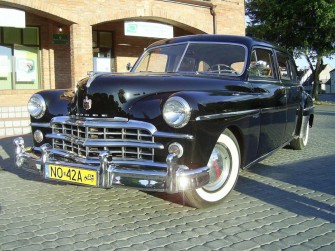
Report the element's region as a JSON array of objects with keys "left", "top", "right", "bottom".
[{"left": 210, "top": 5, "right": 217, "bottom": 34}]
